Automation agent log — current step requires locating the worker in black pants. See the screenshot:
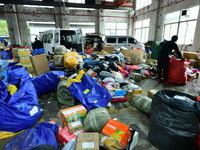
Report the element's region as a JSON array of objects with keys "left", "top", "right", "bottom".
[
  {"left": 157, "top": 35, "right": 183, "bottom": 85},
  {"left": 96, "top": 37, "right": 104, "bottom": 52}
]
